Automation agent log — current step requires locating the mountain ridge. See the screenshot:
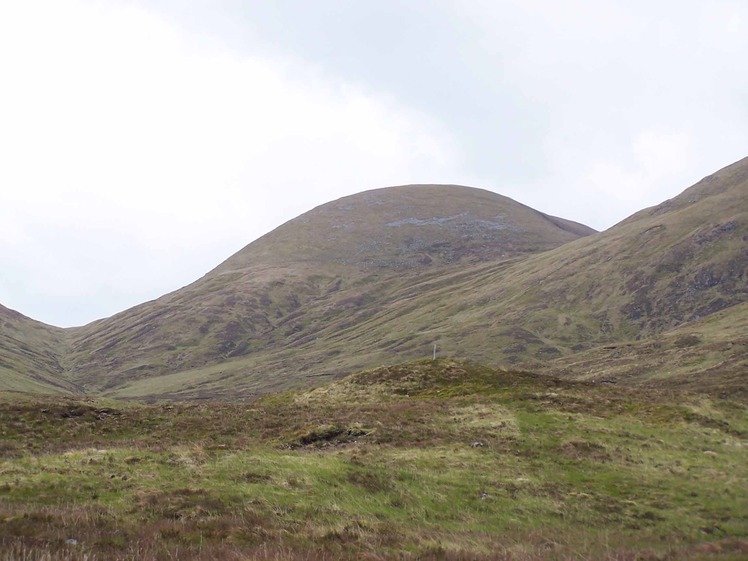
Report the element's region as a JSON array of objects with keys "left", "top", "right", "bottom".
[
  {"left": 56, "top": 185, "right": 599, "bottom": 395},
  {"left": 0, "top": 304, "right": 78, "bottom": 394},
  {"left": 0, "top": 159, "right": 746, "bottom": 399},
  {"left": 210, "top": 184, "right": 596, "bottom": 274}
]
